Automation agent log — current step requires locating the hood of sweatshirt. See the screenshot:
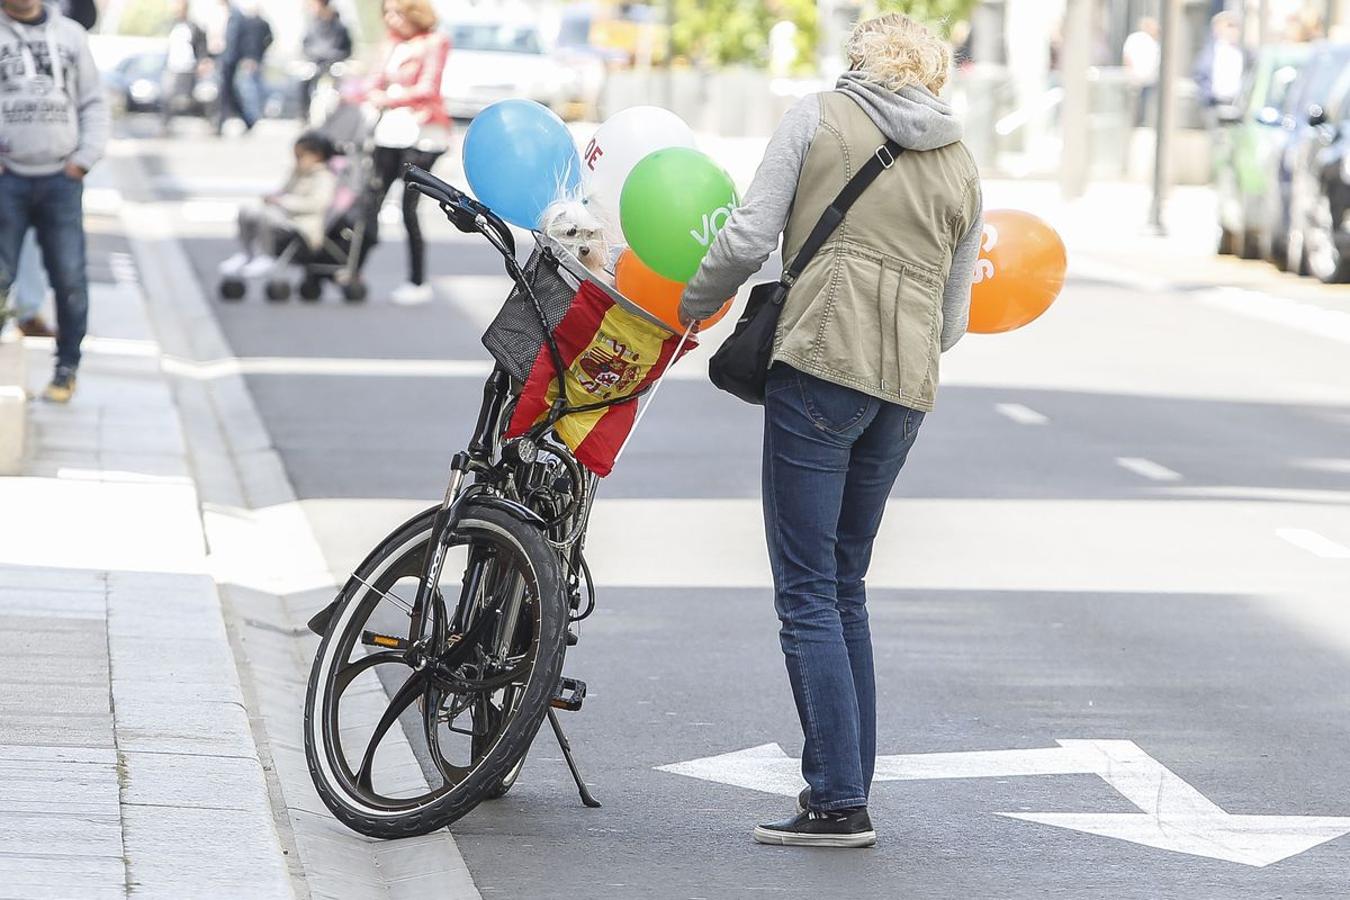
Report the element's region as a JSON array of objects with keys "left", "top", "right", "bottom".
[{"left": 834, "top": 71, "right": 963, "bottom": 152}]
